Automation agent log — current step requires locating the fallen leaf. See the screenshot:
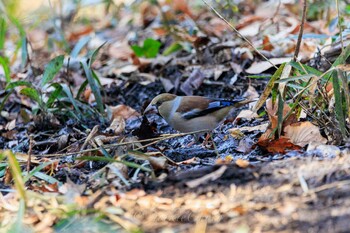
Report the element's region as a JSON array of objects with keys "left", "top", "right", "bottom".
[
  {"left": 109, "top": 105, "right": 140, "bottom": 120},
  {"left": 229, "top": 128, "right": 245, "bottom": 139},
  {"left": 284, "top": 121, "right": 327, "bottom": 147},
  {"left": 106, "top": 116, "right": 126, "bottom": 135},
  {"left": 236, "top": 138, "right": 254, "bottom": 154},
  {"left": 245, "top": 58, "right": 292, "bottom": 74},
  {"left": 262, "top": 35, "right": 274, "bottom": 51},
  {"left": 236, "top": 110, "right": 259, "bottom": 120},
  {"left": 235, "top": 158, "right": 250, "bottom": 168},
  {"left": 180, "top": 68, "right": 205, "bottom": 95},
  {"left": 257, "top": 137, "right": 302, "bottom": 154}
]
